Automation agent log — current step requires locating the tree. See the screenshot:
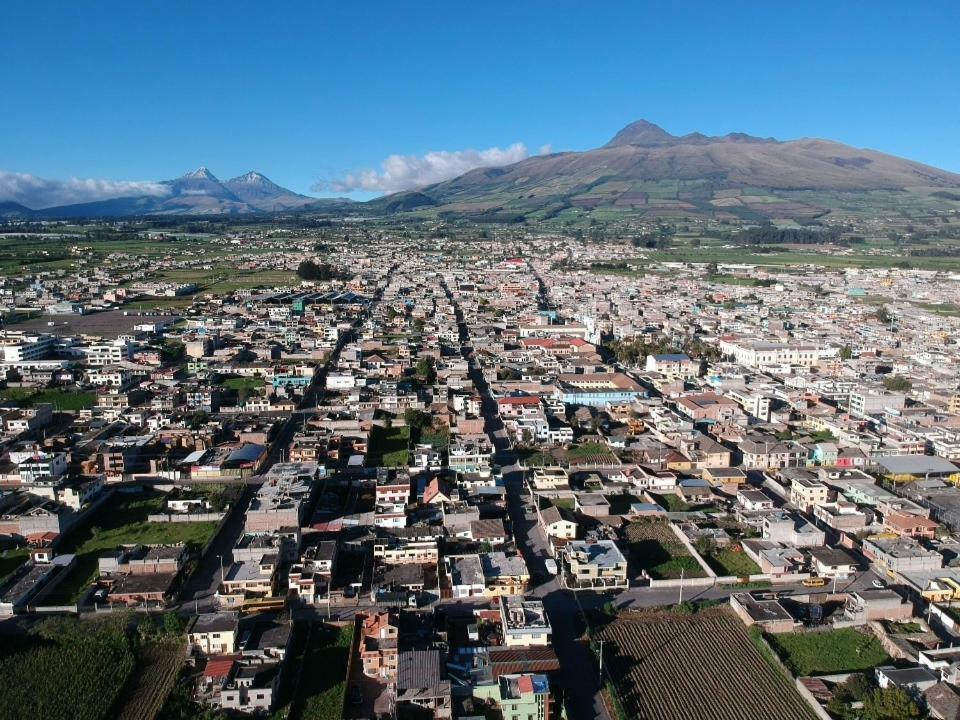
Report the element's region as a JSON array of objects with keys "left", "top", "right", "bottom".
[
  {"left": 862, "top": 687, "right": 920, "bottom": 720},
  {"left": 883, "top": 375, "right": 912, "bottom": 392},
  {"left": 874, "top": 305, "right": 892, "bottom": 324},
  {"left": 843, "top": 673, "right": 874, "bottom": 702},
  {"left": 403, "top": 408, "right": 432, "bottom": 431},
  {"left": 297, "top": 259, "right": 321, "bottom": 280},
  {"left": 839, "top": 345, "right": 853, "bottom": 360}
]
